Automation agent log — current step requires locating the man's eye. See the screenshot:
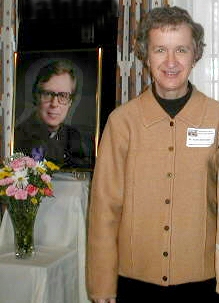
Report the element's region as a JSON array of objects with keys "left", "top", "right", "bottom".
[
  {"left": 42, "top": 91, "right": 52, "bottom": 97},
  {"left": 59, "top": 93, "right": 67, "bottom": 98}
]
